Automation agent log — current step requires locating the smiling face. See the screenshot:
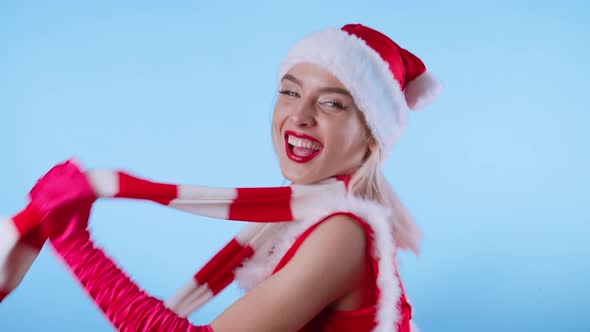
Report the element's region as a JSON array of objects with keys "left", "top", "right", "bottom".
[{"left": 272, "top": 63, "right": 372, "bottom": 185}]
